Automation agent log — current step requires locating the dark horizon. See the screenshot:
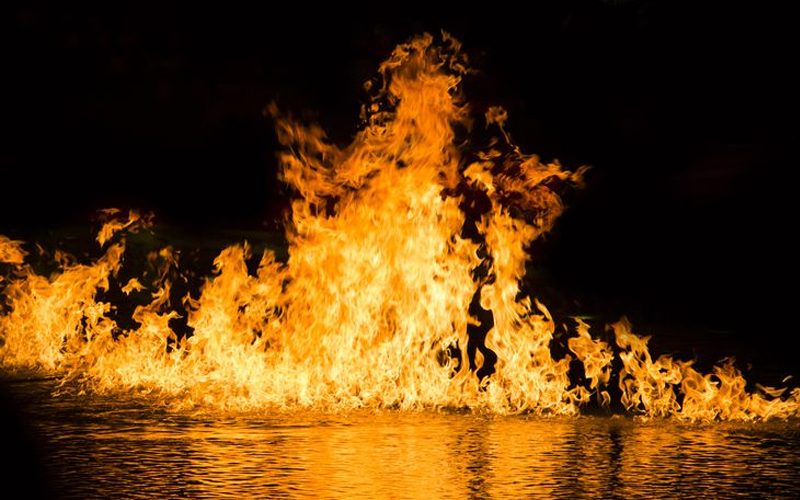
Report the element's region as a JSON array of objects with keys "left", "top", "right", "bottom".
[{"left": 2, "top": 2, "right": 797, "bottom": 361}]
